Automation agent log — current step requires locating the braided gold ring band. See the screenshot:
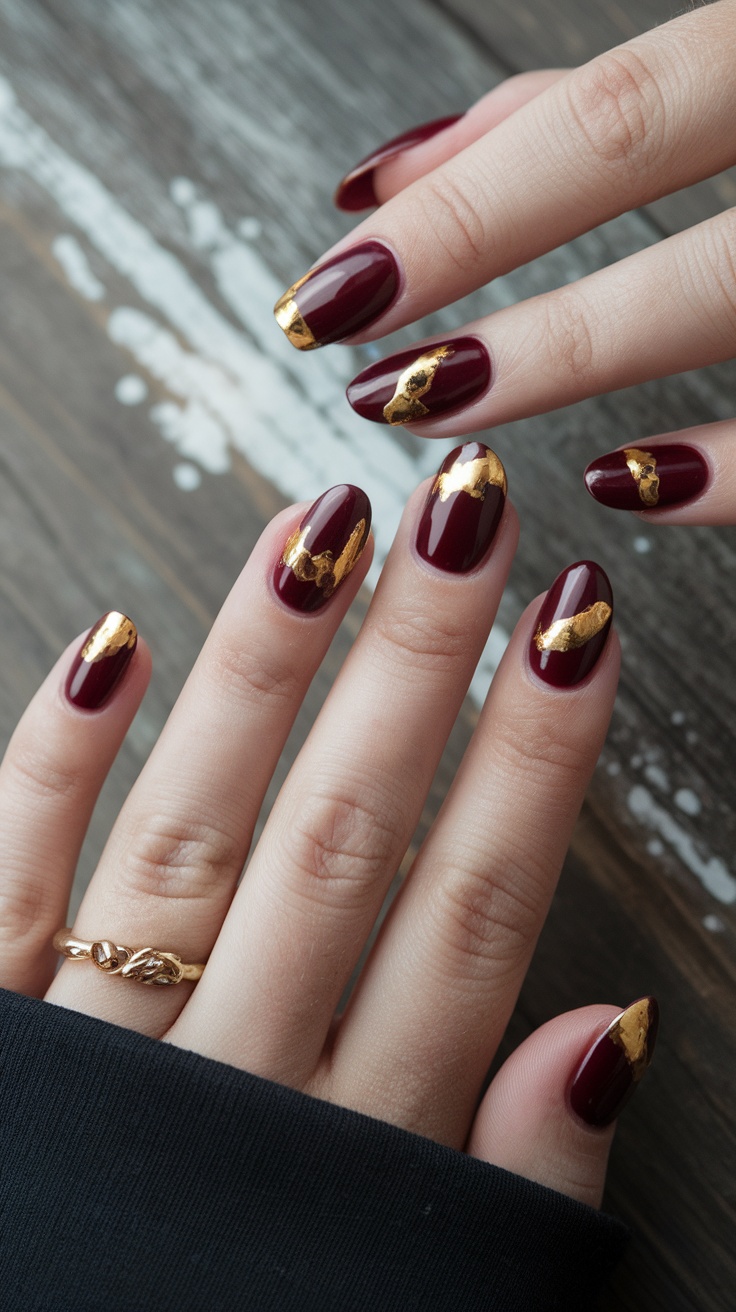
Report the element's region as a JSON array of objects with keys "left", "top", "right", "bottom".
[{"left": 53, "top": 928, "right": 206, "bottom": 985}]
